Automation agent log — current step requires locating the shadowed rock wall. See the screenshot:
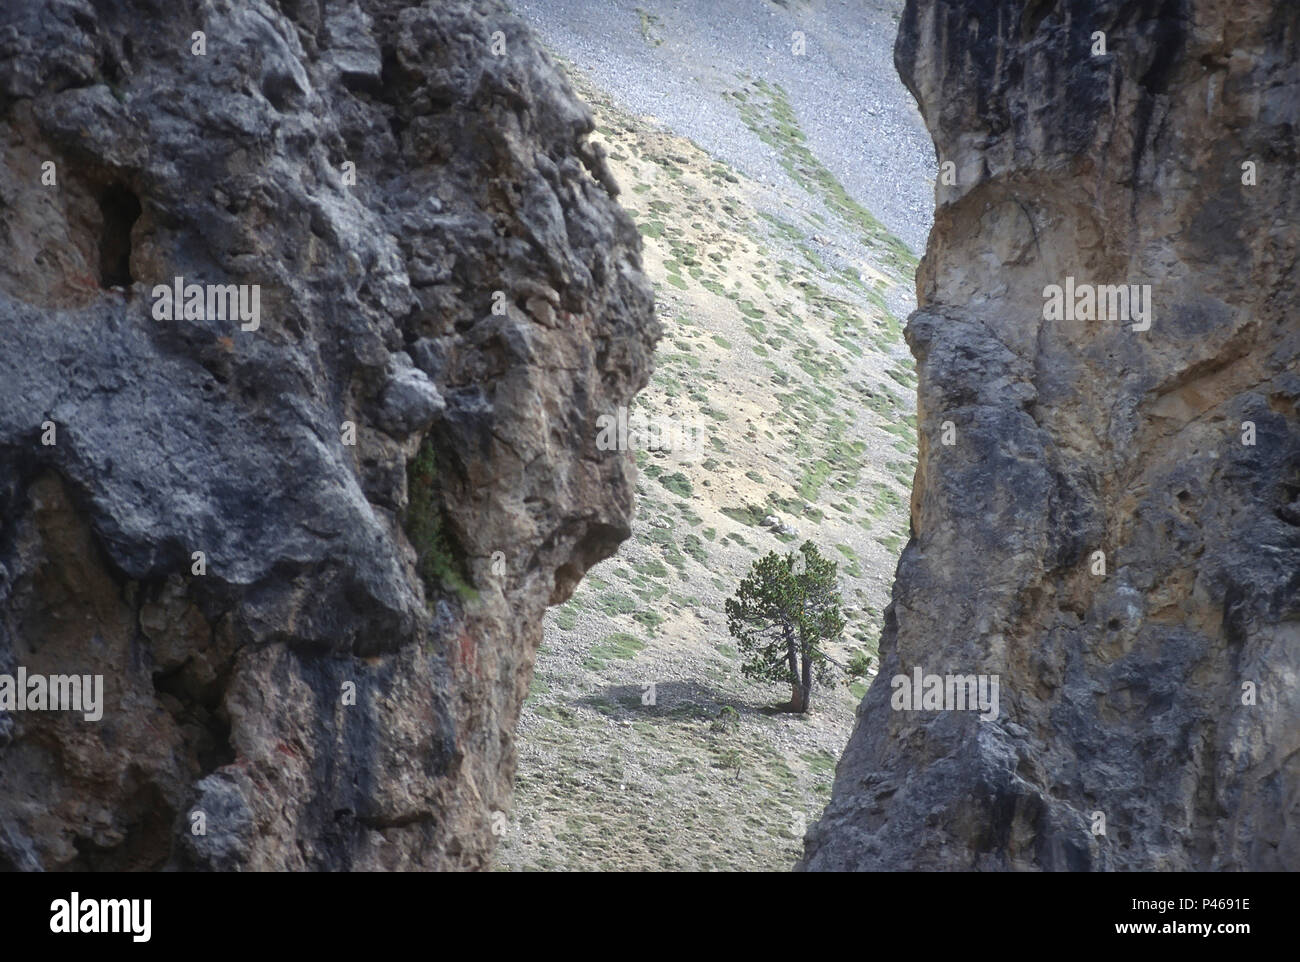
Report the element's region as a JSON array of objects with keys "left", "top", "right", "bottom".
[
  {"left": 803, "top": 0, "right": 1298, "bottom": 870},
  {"left": 0, "top": 0, "right": 656, "bottom": 870}
]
